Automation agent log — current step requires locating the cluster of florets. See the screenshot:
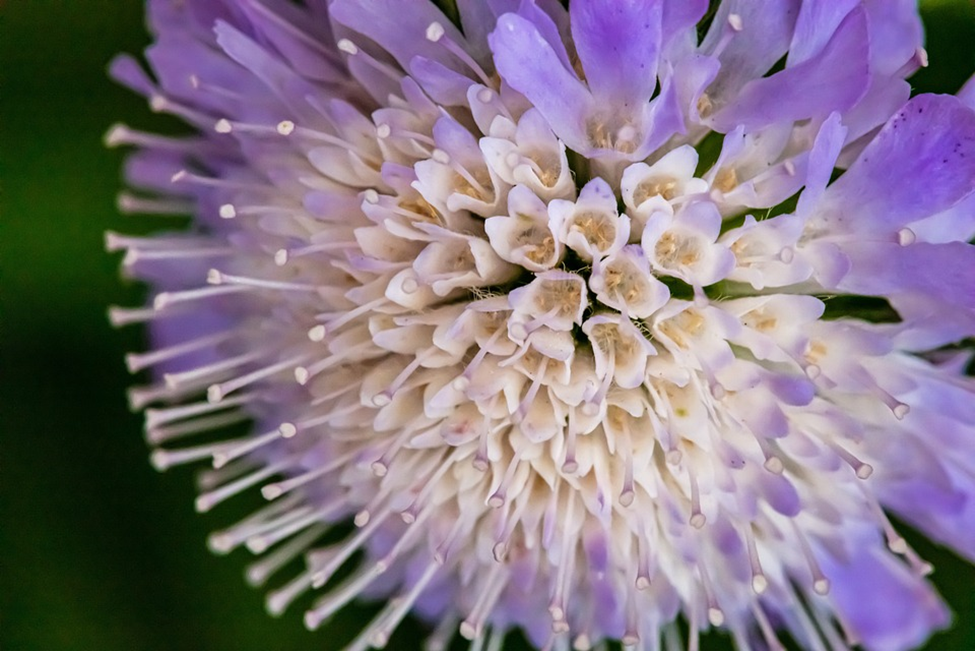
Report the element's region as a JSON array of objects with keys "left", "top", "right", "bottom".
[{"left": 109, "top": 1, "right": 975, "bottom": 650}]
